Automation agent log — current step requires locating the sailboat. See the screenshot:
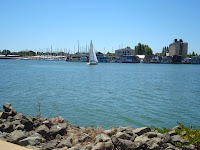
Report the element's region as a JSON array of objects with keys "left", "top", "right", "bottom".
[{"left": 88, "top": 40, "right": 98, "bottom": 65}]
